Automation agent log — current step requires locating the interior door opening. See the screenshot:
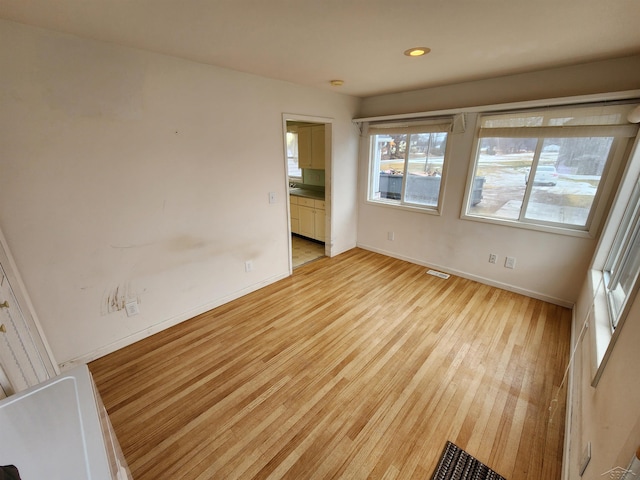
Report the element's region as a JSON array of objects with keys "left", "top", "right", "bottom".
[{"left": 283, "top": 115, "right": 331, "bottom": 270}]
